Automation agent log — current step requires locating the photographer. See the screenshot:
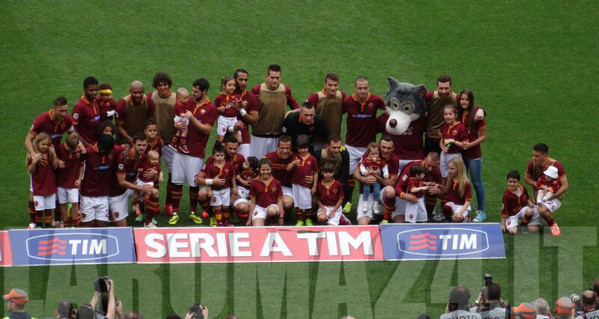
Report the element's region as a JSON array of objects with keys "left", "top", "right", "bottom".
[
  {"left": 470, "top": 283, "right": 507, "bottom": 318},
  {"left": 575, "top": 290, "right": 599, "bottom": 319},
  {"left": 88, "top": 278, "right": 116, "bottom": 319},
  {"left": 441, "top": 286, "right": 482, "bottom": 319},
  {"left": 184, "top": 304, "right": 208, "bottom": 319}
]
